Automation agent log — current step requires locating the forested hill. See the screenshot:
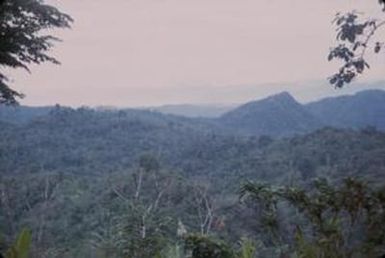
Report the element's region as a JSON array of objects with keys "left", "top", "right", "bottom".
[
  {"left": 217, "top": 92, "right": 321, "bottom": 135},
  {"left": 1, "top": 95, "right": 385, "bottom": 257},
  {"left": 1, "top": 89, "right": 384, "bottom": 136},
  {"left": 0, "top": 104, "right": 384, "bottom": 184},
  {"left": 216, "top": 89, "right": 385, "bottom": 135},
  {"left": 306, "top": 89, "right": 385, "bottom": 129}
]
